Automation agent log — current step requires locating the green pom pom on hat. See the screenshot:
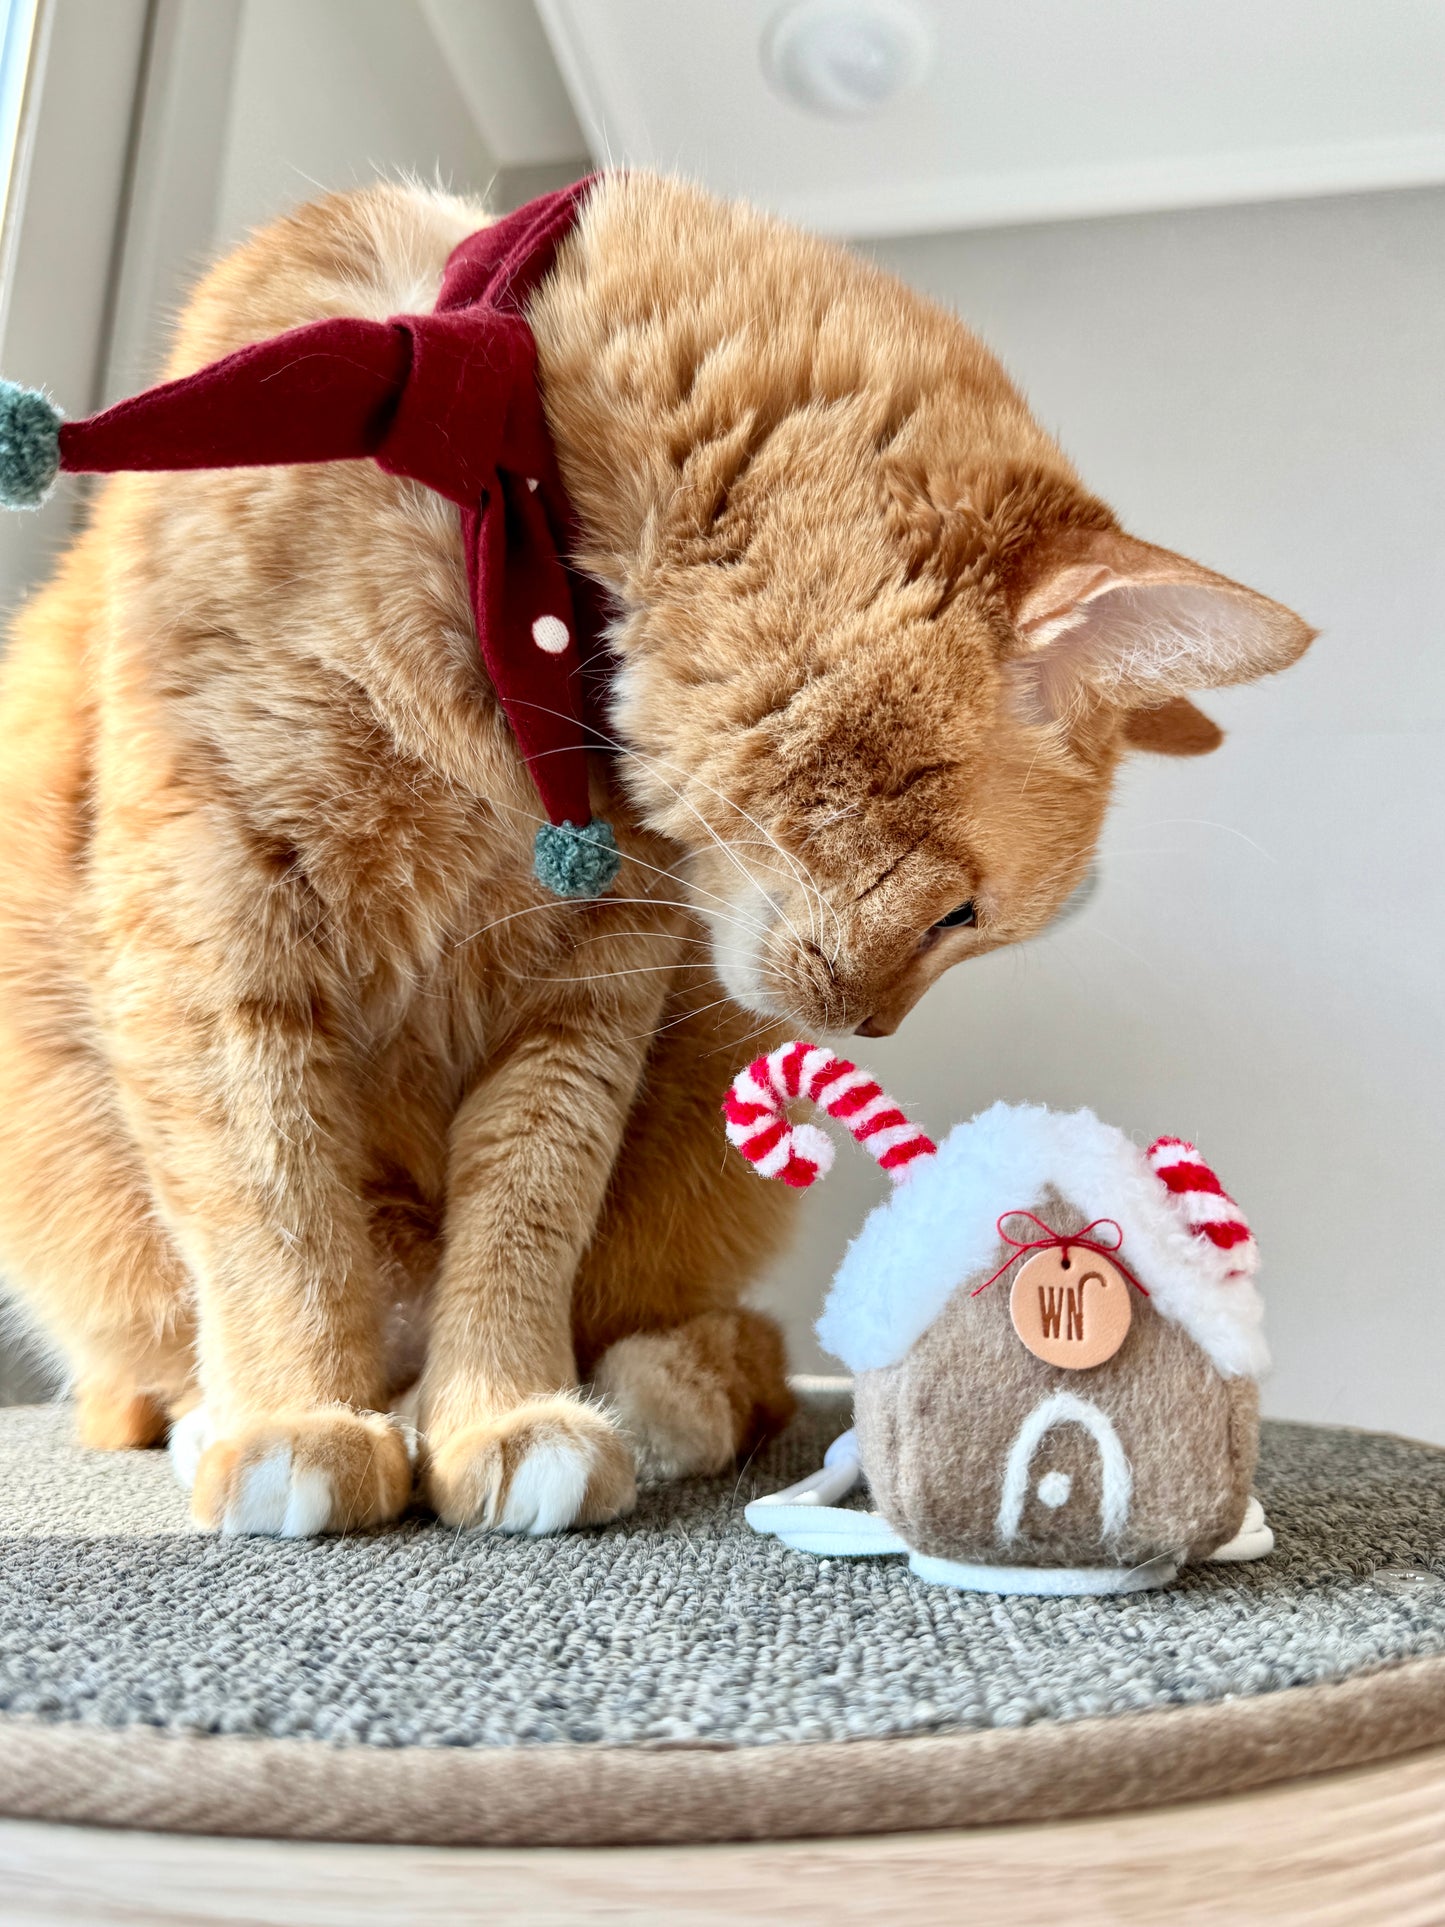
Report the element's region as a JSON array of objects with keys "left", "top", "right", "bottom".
[
  {"left": 533, "top": 818, "right": 621, "bottom": 899},
  {"left": 0, "top": 381, "right": 62, "bottom": 508}
]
